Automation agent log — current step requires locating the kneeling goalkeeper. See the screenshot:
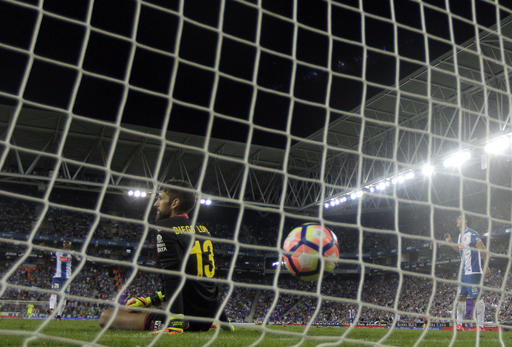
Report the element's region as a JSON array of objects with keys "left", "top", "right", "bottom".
[{"left": 99, "top": 179, "right": 231, "bottom": 334}]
